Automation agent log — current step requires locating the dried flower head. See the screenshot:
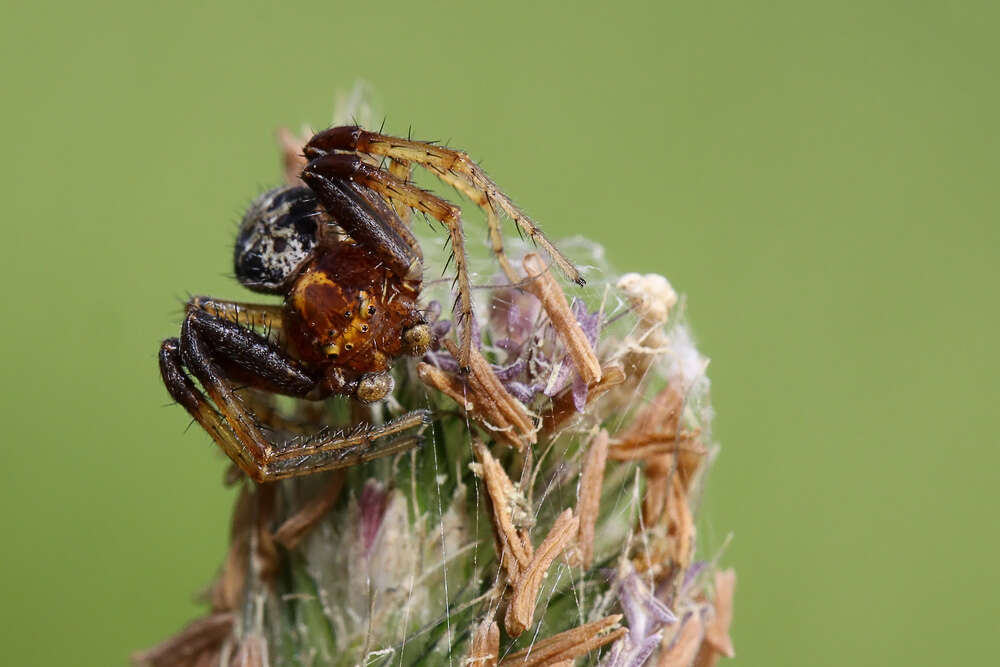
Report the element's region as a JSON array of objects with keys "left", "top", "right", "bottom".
[{"left": 136, "top": 88, "right": 733, "bottom": 667}]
